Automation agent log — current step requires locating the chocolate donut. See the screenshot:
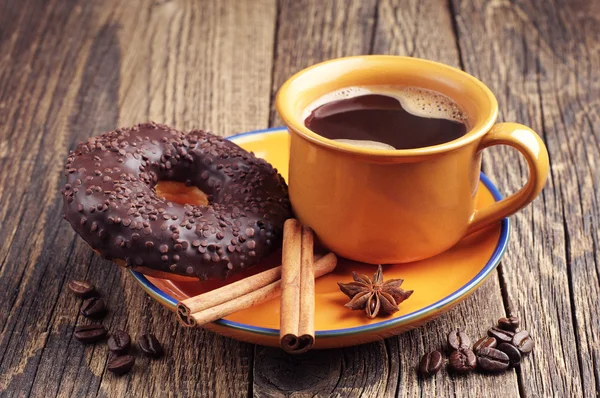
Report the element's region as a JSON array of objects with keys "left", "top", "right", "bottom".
[{"left": 62, "top": 122, "right": 292, "bottom": 281}]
